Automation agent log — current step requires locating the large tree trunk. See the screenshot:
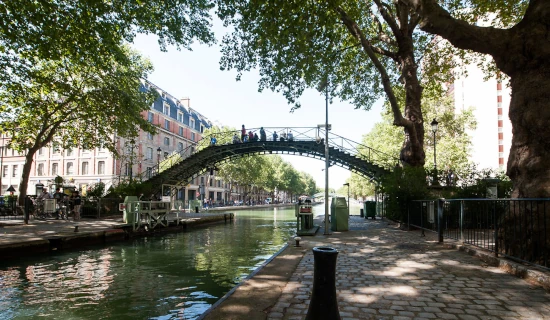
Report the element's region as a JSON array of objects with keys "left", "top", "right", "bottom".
[
  {"left": 399, "top": 49, "right": 425, "bottom": 167},
  {"left": 18, "top": 149, "right": 38, "bottom": 206},
  {"left": 507, "top": 66, "right": 550, "bottom": 198}
]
